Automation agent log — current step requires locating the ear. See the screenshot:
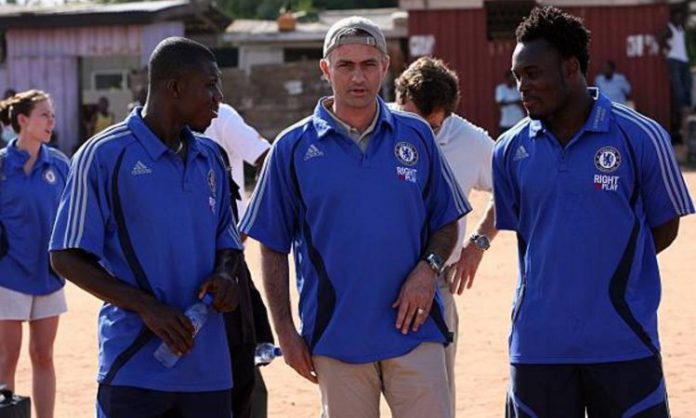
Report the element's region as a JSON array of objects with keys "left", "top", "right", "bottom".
[
  {"left": 319, "top": 58, "right": 331, "bottom": 82},
  {"left": 166, "top": 78, "right": 182, "bottom": 99},
  {"left": 381, "top": 55, "right": 391, "bottom": 78},
  {"left": 17, "top": 113, "right": 29, "bottom": 129},
  {"left": 562, "top": 56, "right": 581, "bottom": 80}
]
